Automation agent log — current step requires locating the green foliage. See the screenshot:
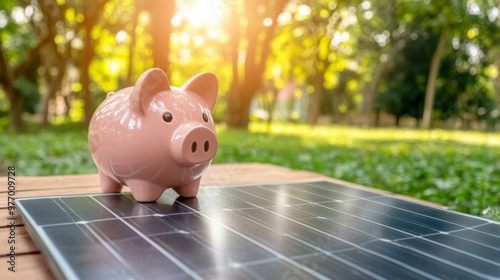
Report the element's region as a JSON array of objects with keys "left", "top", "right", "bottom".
[
  {"left": 2, "top": 122, "right": 498, "bottom": 221},
  {"left": 2, "top": 0, "right": 500, "bottom": 129},
  {"left": 0, "top": 124, "right": 96, "bottom": 175},
  {"left": 377, "top": 23, "right": 499, "bottom": 125},
  {"left": 217, "top": 123, "right": 500, "bottom": 220},
  {"left": 376, "top": 28, "right": 435, "bottom": 121},
  {"left": 15, "top": 76, "right": 40, "bottom": 114}
]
